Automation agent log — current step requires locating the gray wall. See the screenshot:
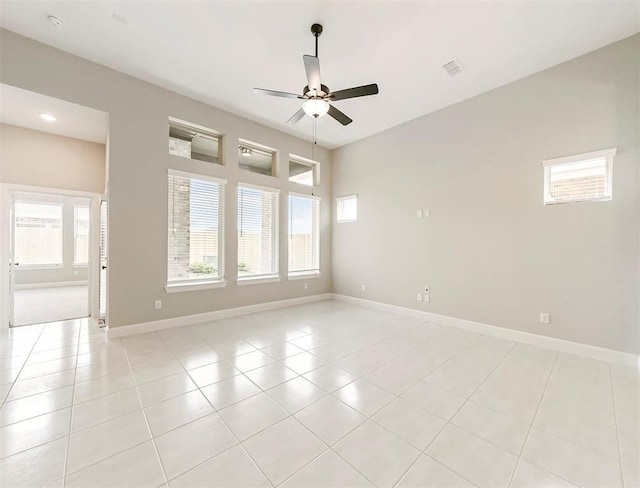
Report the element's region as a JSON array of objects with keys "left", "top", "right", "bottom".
[
  {"left": 332, "top": 35, "right": 639, "bottom": 354},
  {"left": 0, "top": 29, "right": 332, "bottom": 328},
  {"left": 0, "top": 123, "right": 106, "bottom": 194}
]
